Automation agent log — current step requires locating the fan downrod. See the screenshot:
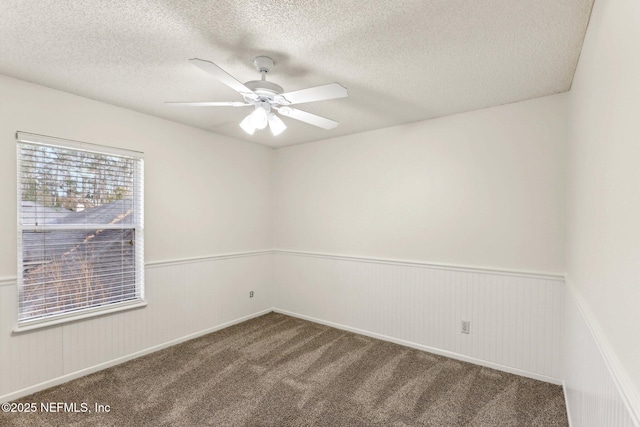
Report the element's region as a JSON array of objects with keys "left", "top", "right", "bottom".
[{"left": 244, "top": 56, "right": 283, "bottom": 98}]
